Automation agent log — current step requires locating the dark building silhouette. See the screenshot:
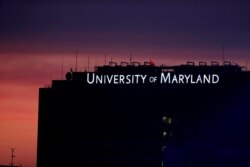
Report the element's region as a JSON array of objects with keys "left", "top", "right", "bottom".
[{"left": 37, "top": 61, "right": 250, "bottom": 167}]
